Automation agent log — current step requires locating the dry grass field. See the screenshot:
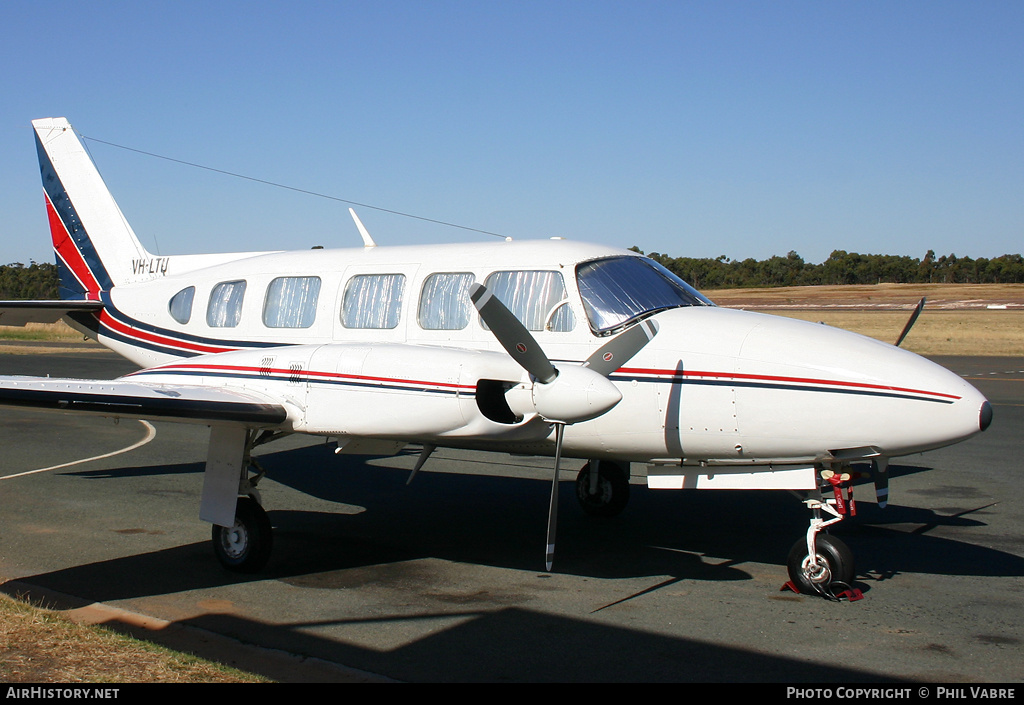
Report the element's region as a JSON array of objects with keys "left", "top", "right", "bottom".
[
  {"left": 707, "top": 283, "right": 1024, "bottom": 357},
  {"left": 0, "top": 321, "right": 108, "bottom": 355},
  {"left": 705, "top": 282, "right": 1024, "bottom": 310},
  {"left": 0, "top": 593, "right": 266, "bottom": 683}
]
